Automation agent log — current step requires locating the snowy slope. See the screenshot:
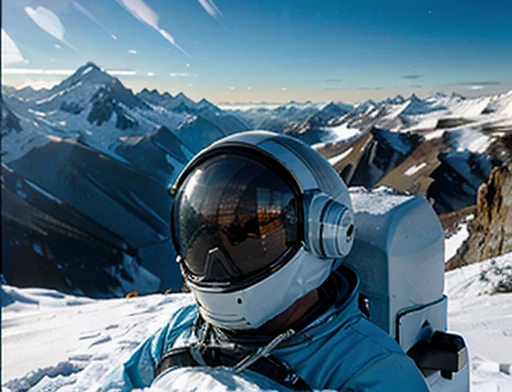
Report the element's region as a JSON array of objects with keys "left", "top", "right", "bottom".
[
  {"left": 1, "top": 286, "right": 195, "bottom": 391},
  {"left": 3, "top": 253, "right": 511, "bottom": 391},
  {"left": 445, "top": 255, "right": 512, "bottom": 391}
]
